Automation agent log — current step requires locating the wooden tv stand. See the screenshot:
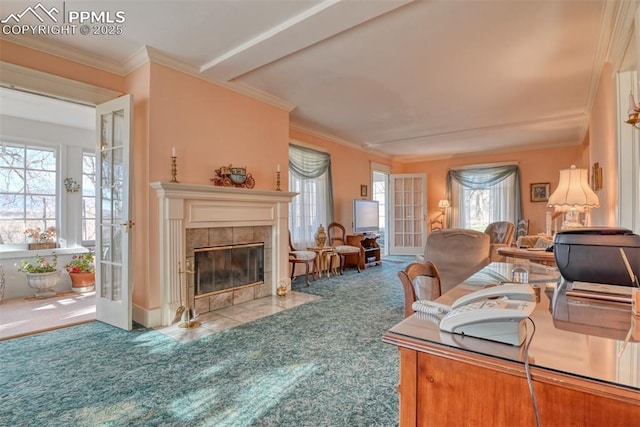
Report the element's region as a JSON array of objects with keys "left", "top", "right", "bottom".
[{"left": 346, "top": 234, "right": 381, "bottom": 269}]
